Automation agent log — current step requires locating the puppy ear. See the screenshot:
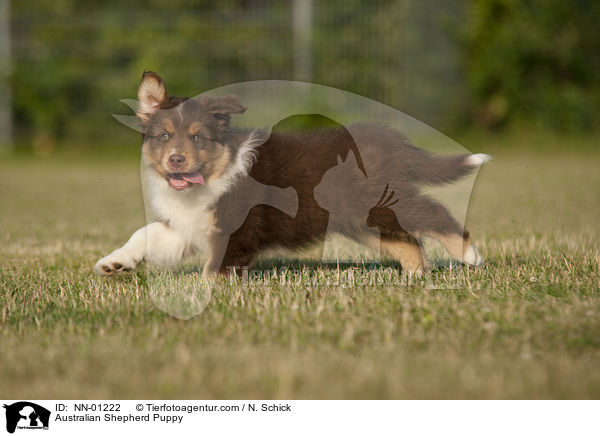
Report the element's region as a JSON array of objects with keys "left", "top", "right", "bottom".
[
  {"left": 210, "top": 95, "right": 246, "bottom": 120},
  {"left": 137, "top": 71, "right": 167, "bottom": 121}
]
